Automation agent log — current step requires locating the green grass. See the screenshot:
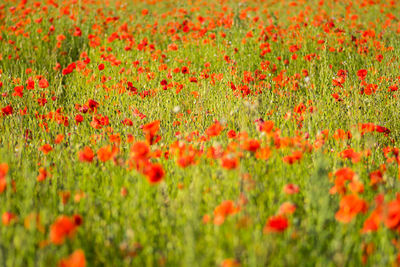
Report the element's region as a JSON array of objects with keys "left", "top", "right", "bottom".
[{"left": 0, "top": 0, "right": 400, "bottom": 266}]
